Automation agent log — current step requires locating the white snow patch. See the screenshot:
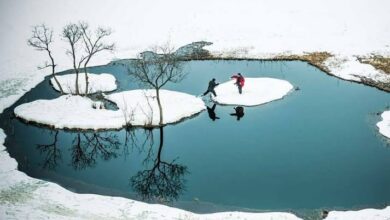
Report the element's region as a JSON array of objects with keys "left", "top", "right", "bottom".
[
  {"left": 324, "top": 55, "right": 390, "bottom": 82},
  {"left": 212, "top": 77, "right": 293, "bottom": 106},
  {"left": 51, "top": 73, "right": 117, "bottom": 94},
  {"left": 14, "top": 95, "right": 123, "bottom": 130},
  {"left": 105, "top": 90, "right": 206, "bottom": 126},
  {"left": 14, "top": 90, "right": 205, "bottom": 130},
  {"left": 376, "top": 111, "right": 390, "bottom": 139},
  {"left": 325, "top": 206, "right": 390, "bottom": 220}
]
